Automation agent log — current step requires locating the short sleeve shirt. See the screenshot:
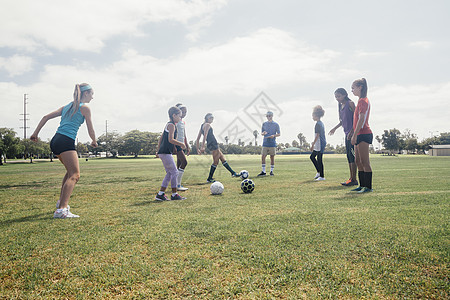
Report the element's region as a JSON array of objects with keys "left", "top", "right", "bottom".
[{"left": 353, "top": 97, "right": 372, "bottom": 135}]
